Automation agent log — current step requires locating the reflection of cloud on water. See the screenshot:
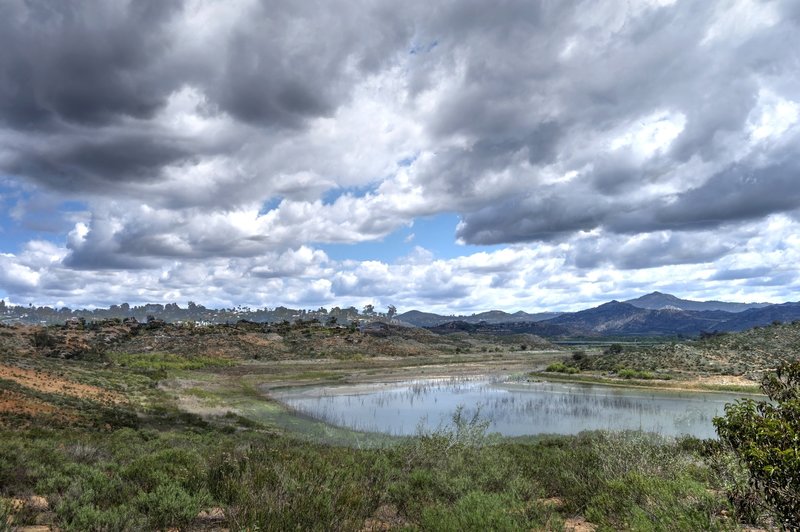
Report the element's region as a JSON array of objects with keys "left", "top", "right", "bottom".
[{"left": 273, "top": 377, "right": 735, "bottom": 439}]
